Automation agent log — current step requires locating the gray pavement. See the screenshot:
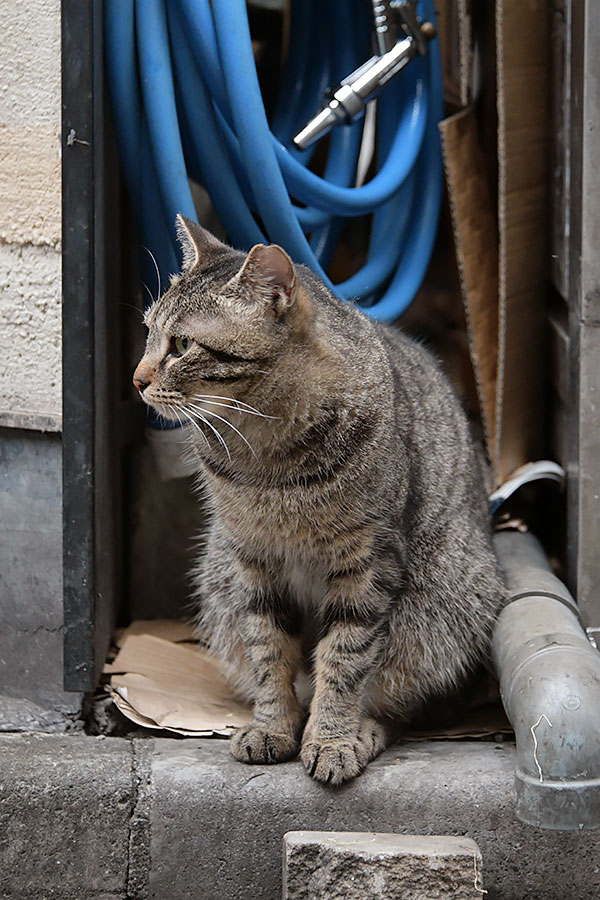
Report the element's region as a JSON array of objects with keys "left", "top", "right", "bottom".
[{"left": 0, "top": 734, "right": 598, "bottom": 899}]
